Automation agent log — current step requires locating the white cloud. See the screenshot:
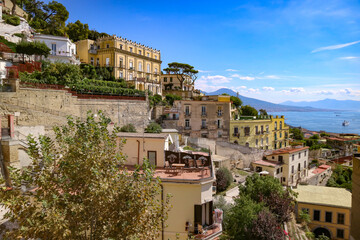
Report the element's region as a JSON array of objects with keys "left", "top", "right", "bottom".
[
  {"left": 339, "top": 88, "right": 360, "bottom": 96},
  {"left": 264, "top": 75, "right": 281, "bottom": 79},
  {"left": 198, "top": 69, "right": 212, "bottom": 73},
  {"left": 312, "top": 40, "right": 360, "bottom": 53},
  {"left": 195, "top": 75, "right": 232, "bottom": 92},
  {"left": 247, "top": 88, "right": 260, "bottom": 93},
  {"left": 230, "top": 74, "right": 255, "bottom": 81},
  {"left": 225, "top": 69, "right": 238, "bottom": 72},
  {"left": 314, "top": 90, "right": 335, "bottom": 95},
  {"left": 262, "top": 86, "right": 275, "bottom": 91},
  {"left": 281, "top": 87, "right": 305, "bottom": 94},
  {"left": 339, "top": 56, "right": 359, "bottom": 60}
]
